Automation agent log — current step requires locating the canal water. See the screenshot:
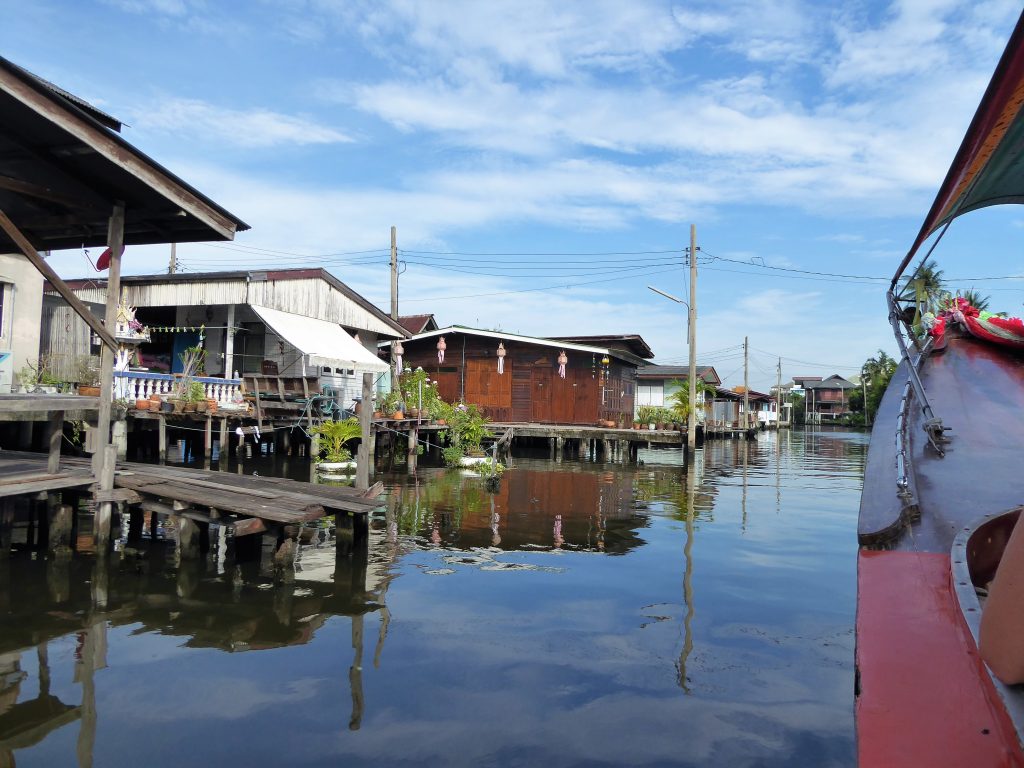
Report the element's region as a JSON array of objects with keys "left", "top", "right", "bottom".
[{"left": 0, "top": 428, "right": 864, "bottom": 767}]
